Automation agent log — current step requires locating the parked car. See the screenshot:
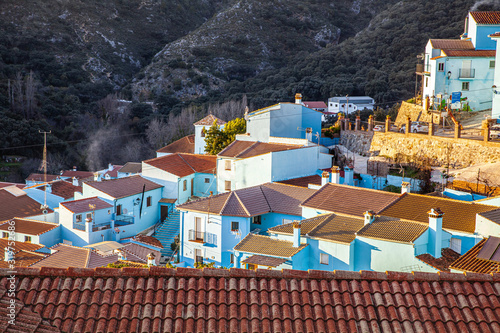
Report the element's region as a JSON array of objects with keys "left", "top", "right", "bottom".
[
  {"left": 400, "top": 122, "right": 429, "bottom": 133},
  {"left": 490, "top": 125, "right": 500, "bottom": 139},
  {"left": 373, "top": 125, "right": 384, "bottom": 131}
]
